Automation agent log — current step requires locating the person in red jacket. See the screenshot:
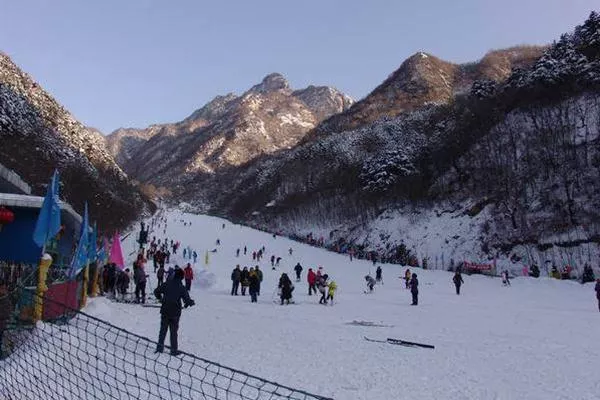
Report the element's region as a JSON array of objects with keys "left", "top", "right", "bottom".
[
  {"left": 307, "top": 268, "right": 317, "bottom": 295},
  {"left": 184, "top": 263, "right": 194, "bottom": 292}
]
